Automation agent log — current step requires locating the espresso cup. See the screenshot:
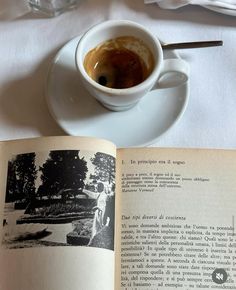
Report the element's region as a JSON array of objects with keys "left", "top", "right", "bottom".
[{"left": 75, "top": 20, "right": 189, "bottom": 112}]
